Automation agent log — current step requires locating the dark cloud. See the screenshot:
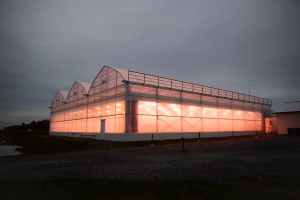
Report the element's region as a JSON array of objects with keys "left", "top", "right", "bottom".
[{"left": 1, "top": 0, "right": 300, "bottom": 128}]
